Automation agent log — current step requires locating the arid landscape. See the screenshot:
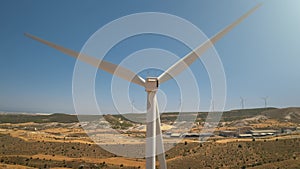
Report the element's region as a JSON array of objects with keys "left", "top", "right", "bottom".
[
  {"left": 0, "top": 107, "right": 299, "bottom": 169},
  {"left": 1, "top": 0, "right": 300, "bottom": 168}
]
